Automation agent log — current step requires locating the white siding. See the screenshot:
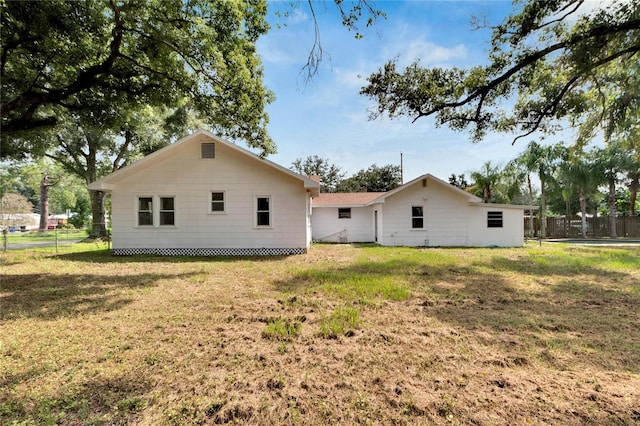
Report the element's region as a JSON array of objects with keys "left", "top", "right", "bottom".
[
  {"left": 311, "top": 206, "right": 375, "bottom": 242},
  {"left": 109, "top": 137, "right": 309, "bottom": 250},
  {"left": 379, "top": 179, "right": 469, "bottom": 246},
  {"left": 467, "top": 206, "right": 524, "bottom": 247}
]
